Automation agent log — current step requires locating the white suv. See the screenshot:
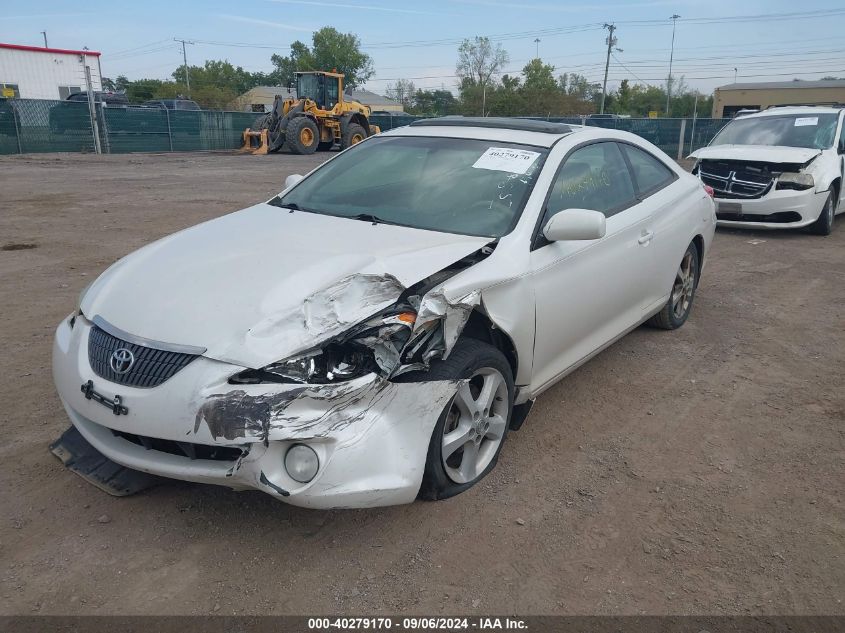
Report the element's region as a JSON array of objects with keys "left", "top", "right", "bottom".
[{"left": 690, "top": 106, "right": 845, "bottom": 234}]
